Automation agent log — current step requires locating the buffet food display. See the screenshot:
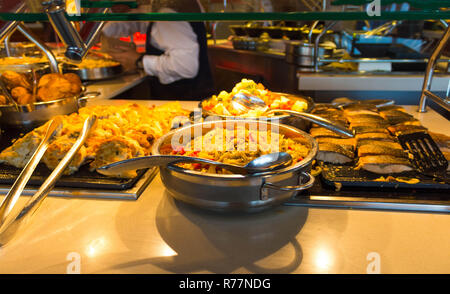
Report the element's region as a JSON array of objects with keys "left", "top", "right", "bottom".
[
  {"left": 167, "top": 125, "right": 310, "bottom": 174},
  {"left": 202, "top": 79, "right": 309, "bottom": 117},
  {"left": 310, "top": 102, "right": 450, "bottom": 188},
  {"left": 0, "top": 56, "right": 48, "bottom": 65},
  {"left": 0, "top": 102, "right": 189, "bottom": 179},
  {"left": 0, "top": 71, "right": 82, "bottom": 105}
]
